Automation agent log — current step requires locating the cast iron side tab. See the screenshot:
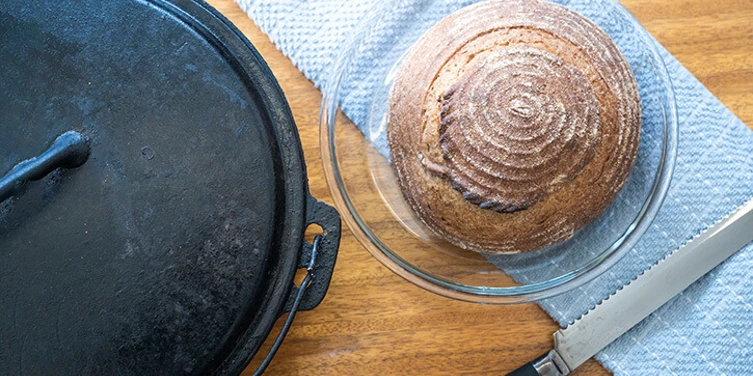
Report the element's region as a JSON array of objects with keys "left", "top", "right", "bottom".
[
  {"left": 286, "top": 195, "right": 342, "bottom": 312},
  {"left": 0, "top": 131, "right": 90, "bottom": 203},
  {"left": 257, "top": 196, "right": 341, "bottom": 374}
]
